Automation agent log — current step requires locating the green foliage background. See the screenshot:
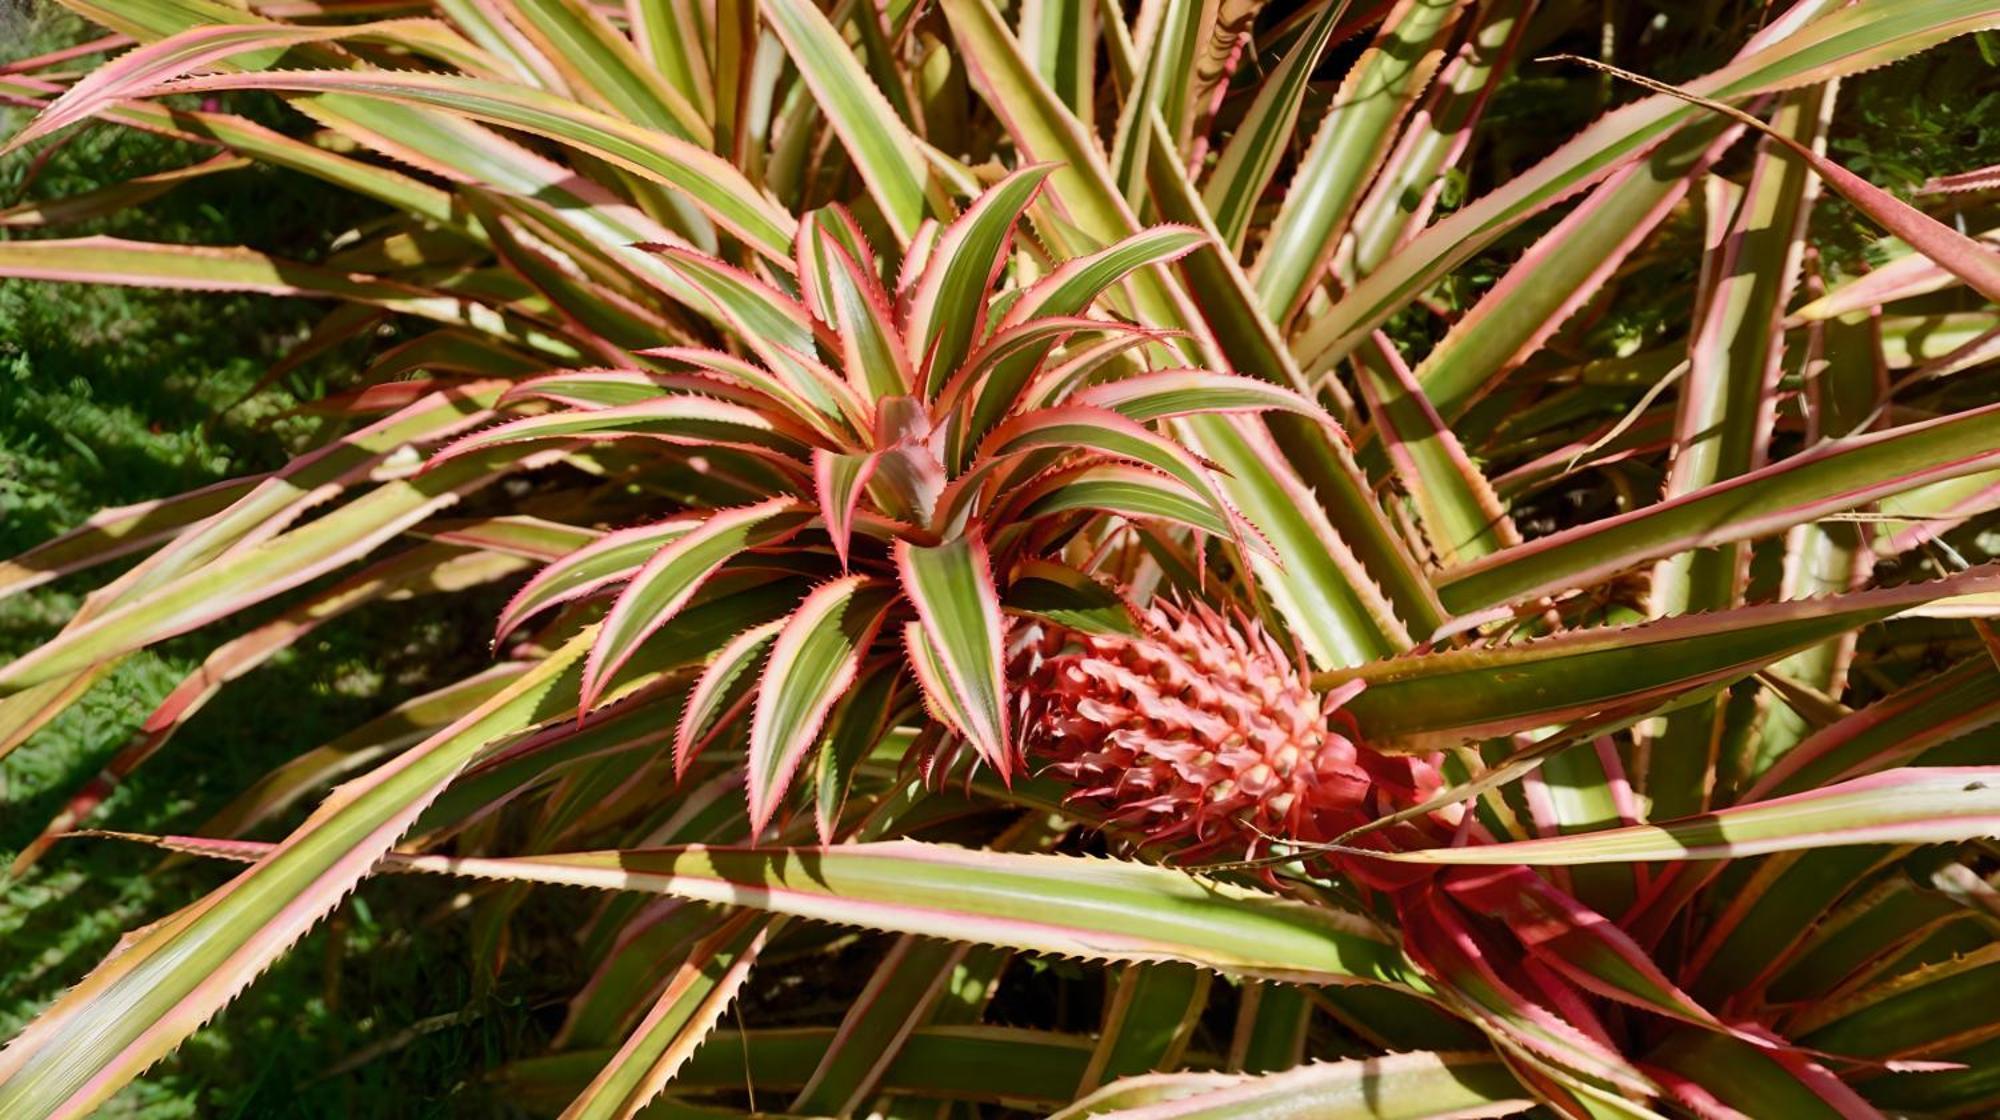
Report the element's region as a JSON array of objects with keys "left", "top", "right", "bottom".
[{"left": 0, "top": 8, "right": 567, "bottom": 1115}]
